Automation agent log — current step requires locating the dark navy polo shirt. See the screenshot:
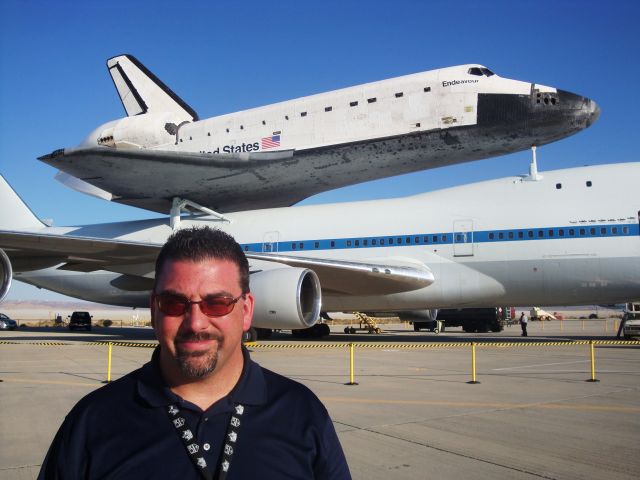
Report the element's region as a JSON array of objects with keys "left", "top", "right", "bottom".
[{"left": 39, "top": 347, "right": 350, "bottom": 479}]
